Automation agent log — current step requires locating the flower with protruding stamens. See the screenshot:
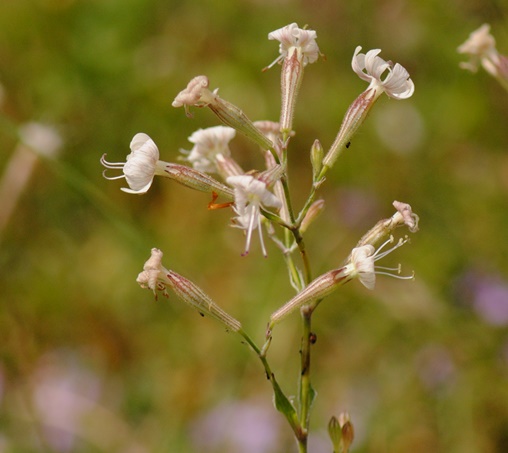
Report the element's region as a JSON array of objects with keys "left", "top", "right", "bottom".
[
  {"left": 101, "top": 133, "right": 167, "bottom": 194},
  {"left": 101, "top": 133, "right": 233, "bottom": 198},
  {"left": 269, "top": 235, "right": 414, "bottom": 327},
  {"left": 226, "top": 174, "right": 282, "bottom": 256},
  {"left": 321, "top": 47, "right": 414, "bottom": 170},
  {"left": 344, "top": 236, "right": 414, "bottom": 290}
]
